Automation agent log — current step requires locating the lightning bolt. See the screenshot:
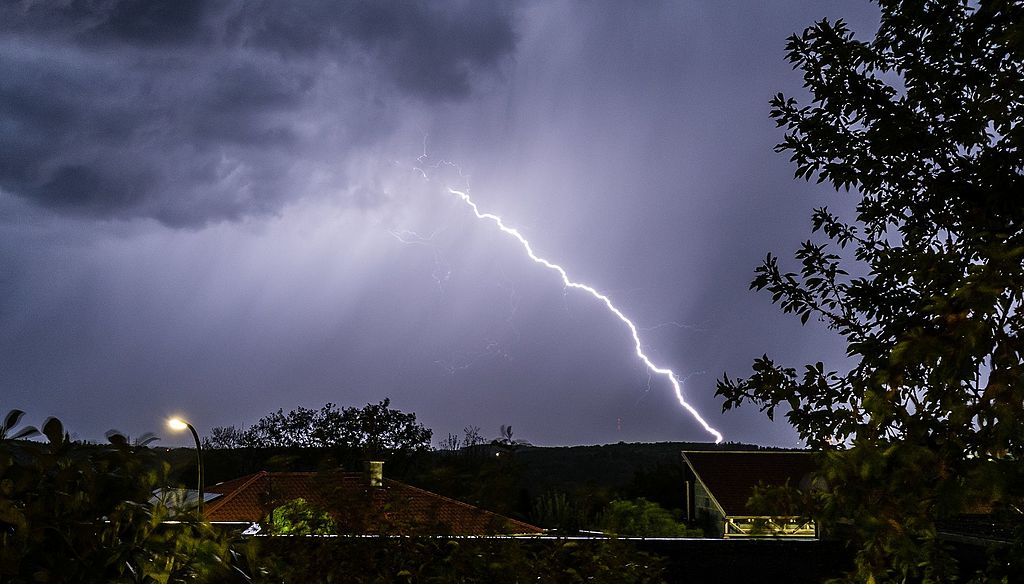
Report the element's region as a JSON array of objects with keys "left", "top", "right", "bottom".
[{"left": 447, "top": 186, "right": 724, "bottom": 443}]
